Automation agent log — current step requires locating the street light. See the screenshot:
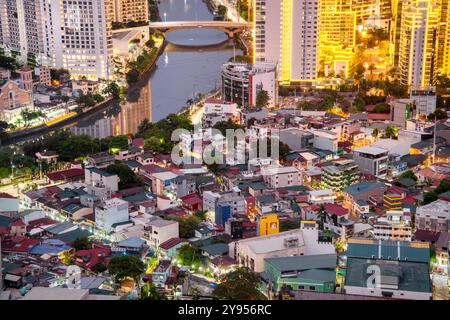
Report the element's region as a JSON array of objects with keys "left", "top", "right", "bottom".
[{"left": 164, "top": 12, "right": 167, "bottom": 22}]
